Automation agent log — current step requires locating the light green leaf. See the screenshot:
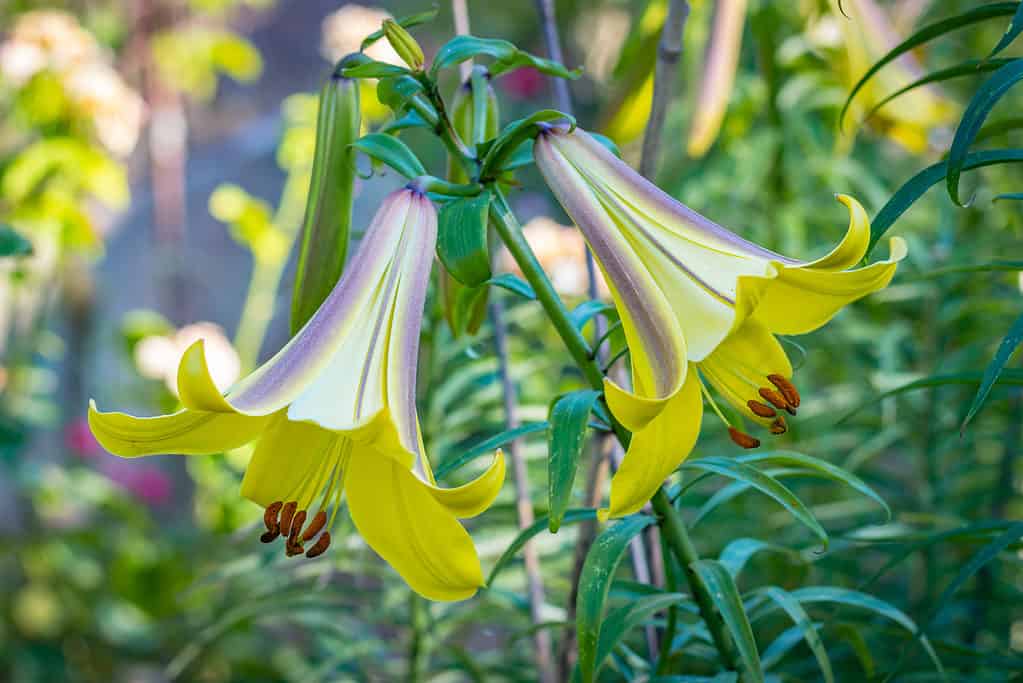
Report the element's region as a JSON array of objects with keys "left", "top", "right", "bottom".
[
  {"left": 430, "top": 35, "right": 581, "bottom": 79},
  {"left": 435, "top": 421, "right": 548, "bottom": 479},
  {"left": 690, "top": 560, "right": 764, "bottom": 683},
  {"left": 351, "top": 133, "right": 426, "bottom": 179},
  {"left": 576, "top": 515, "right": 655, "bottom": 683},
  {"left": 548, "top": 390, "right": 601, "bottom": 532},
  {"left": 487, "top": 273, "right": 537, "bottom": 300},
  {"left": 437, "top": 191, "right": 492, "bottom": 287},
  {"left": 753, "top": 587, "right": 834, "bottom": 683},
  {"left": 961, "top": 312, "right": 1023, "bottom": 432}
]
